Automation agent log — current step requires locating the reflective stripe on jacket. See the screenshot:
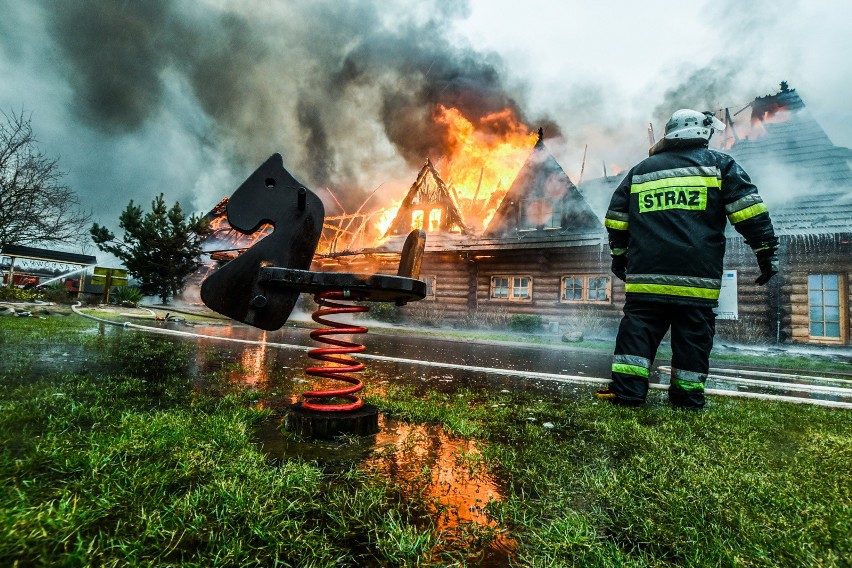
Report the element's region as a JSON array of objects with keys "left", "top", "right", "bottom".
[{"left": 605, "top": 142, "right": 777, "bottom": 305}]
